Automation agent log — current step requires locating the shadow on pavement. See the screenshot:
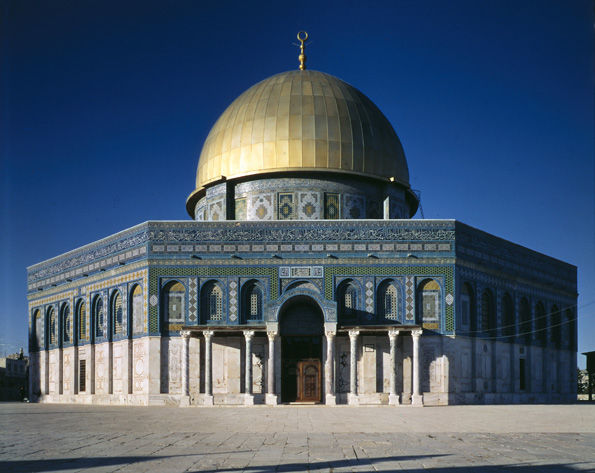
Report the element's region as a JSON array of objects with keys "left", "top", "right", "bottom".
[{"left": 1, "top": 454, "right": 591, "bottom": 472}]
